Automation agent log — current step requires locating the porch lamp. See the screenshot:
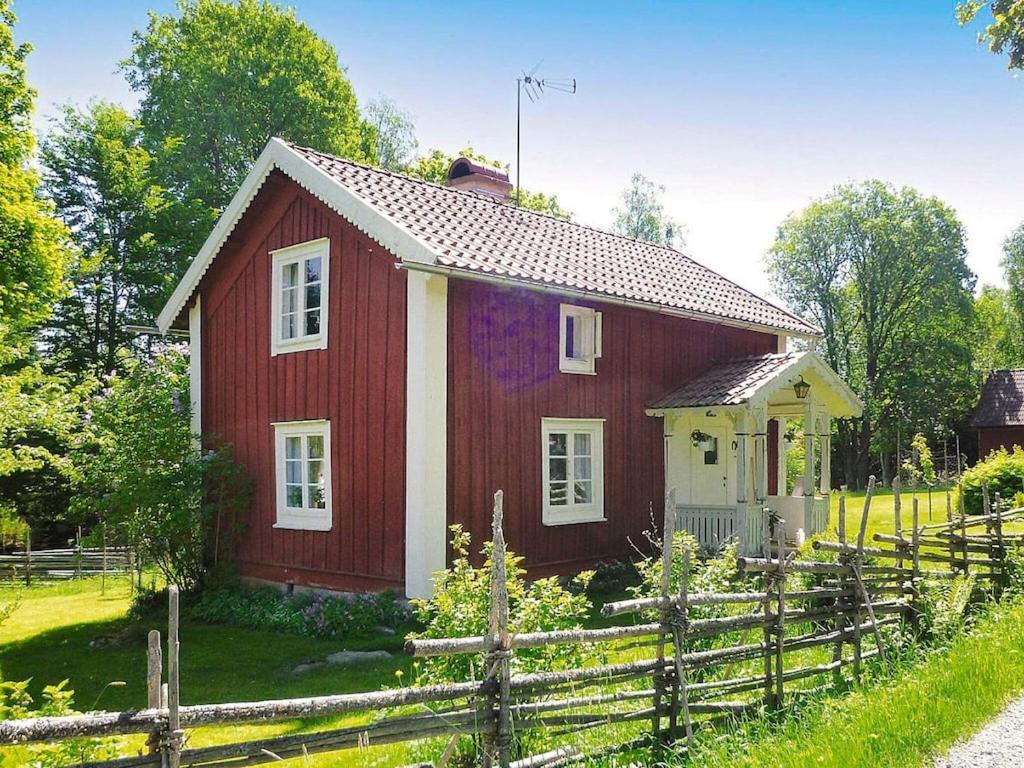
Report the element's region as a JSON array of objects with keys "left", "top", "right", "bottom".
[{"left": 793, "top": 375, "right": 811, "bottom": 400}]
